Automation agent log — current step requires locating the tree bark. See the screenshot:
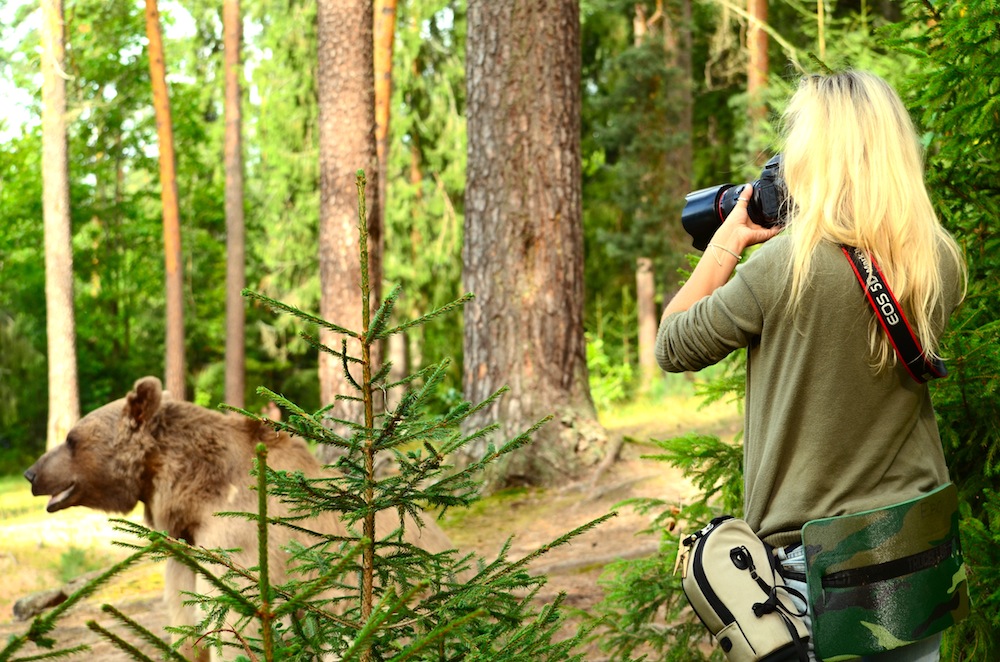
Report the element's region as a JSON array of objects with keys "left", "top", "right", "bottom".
[
  {"left": 144, "top": 0, "right": 186, "bottom": 400},
  {"left": 224, "top": 0, "right": 246, "bottom": 408},
  {"left": 665, "top": 0, "right": 693, "bottom": 193},
  {"left": 41, "top": 0, "right": 80, "bottom": 449},
  {"left": 747, "top": 0, "right": 769, "bottom": 127},
  {"left": 636, "top": 257, "right": 659, "bottom": 391},
  {"left": 373, "top": 0, "right": 397, "bottom": 223},
  {"left": 316, "top": 0, "right": 381, "bottom": 458},
  {"left": 463, "top": 0, "right": 606, "bottom": 489}
]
